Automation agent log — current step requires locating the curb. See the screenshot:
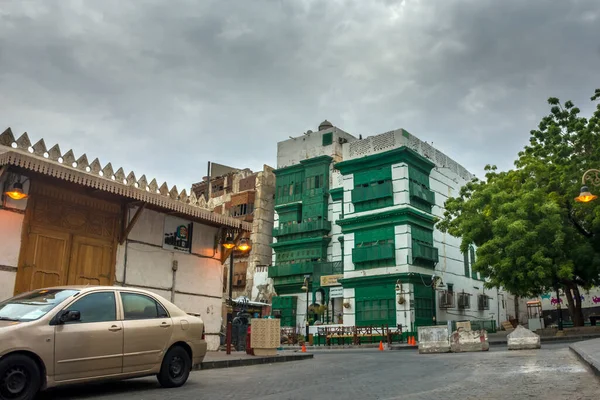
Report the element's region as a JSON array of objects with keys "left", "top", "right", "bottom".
[
  {"left": 198, "top": 353, "right": 313, "bottom": 370},
  {"left": 569, "top": 343, "right": 600, "bottom": 377},
  {"left": 488, "top": 335, "right": 600, "bottom": 346}
]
